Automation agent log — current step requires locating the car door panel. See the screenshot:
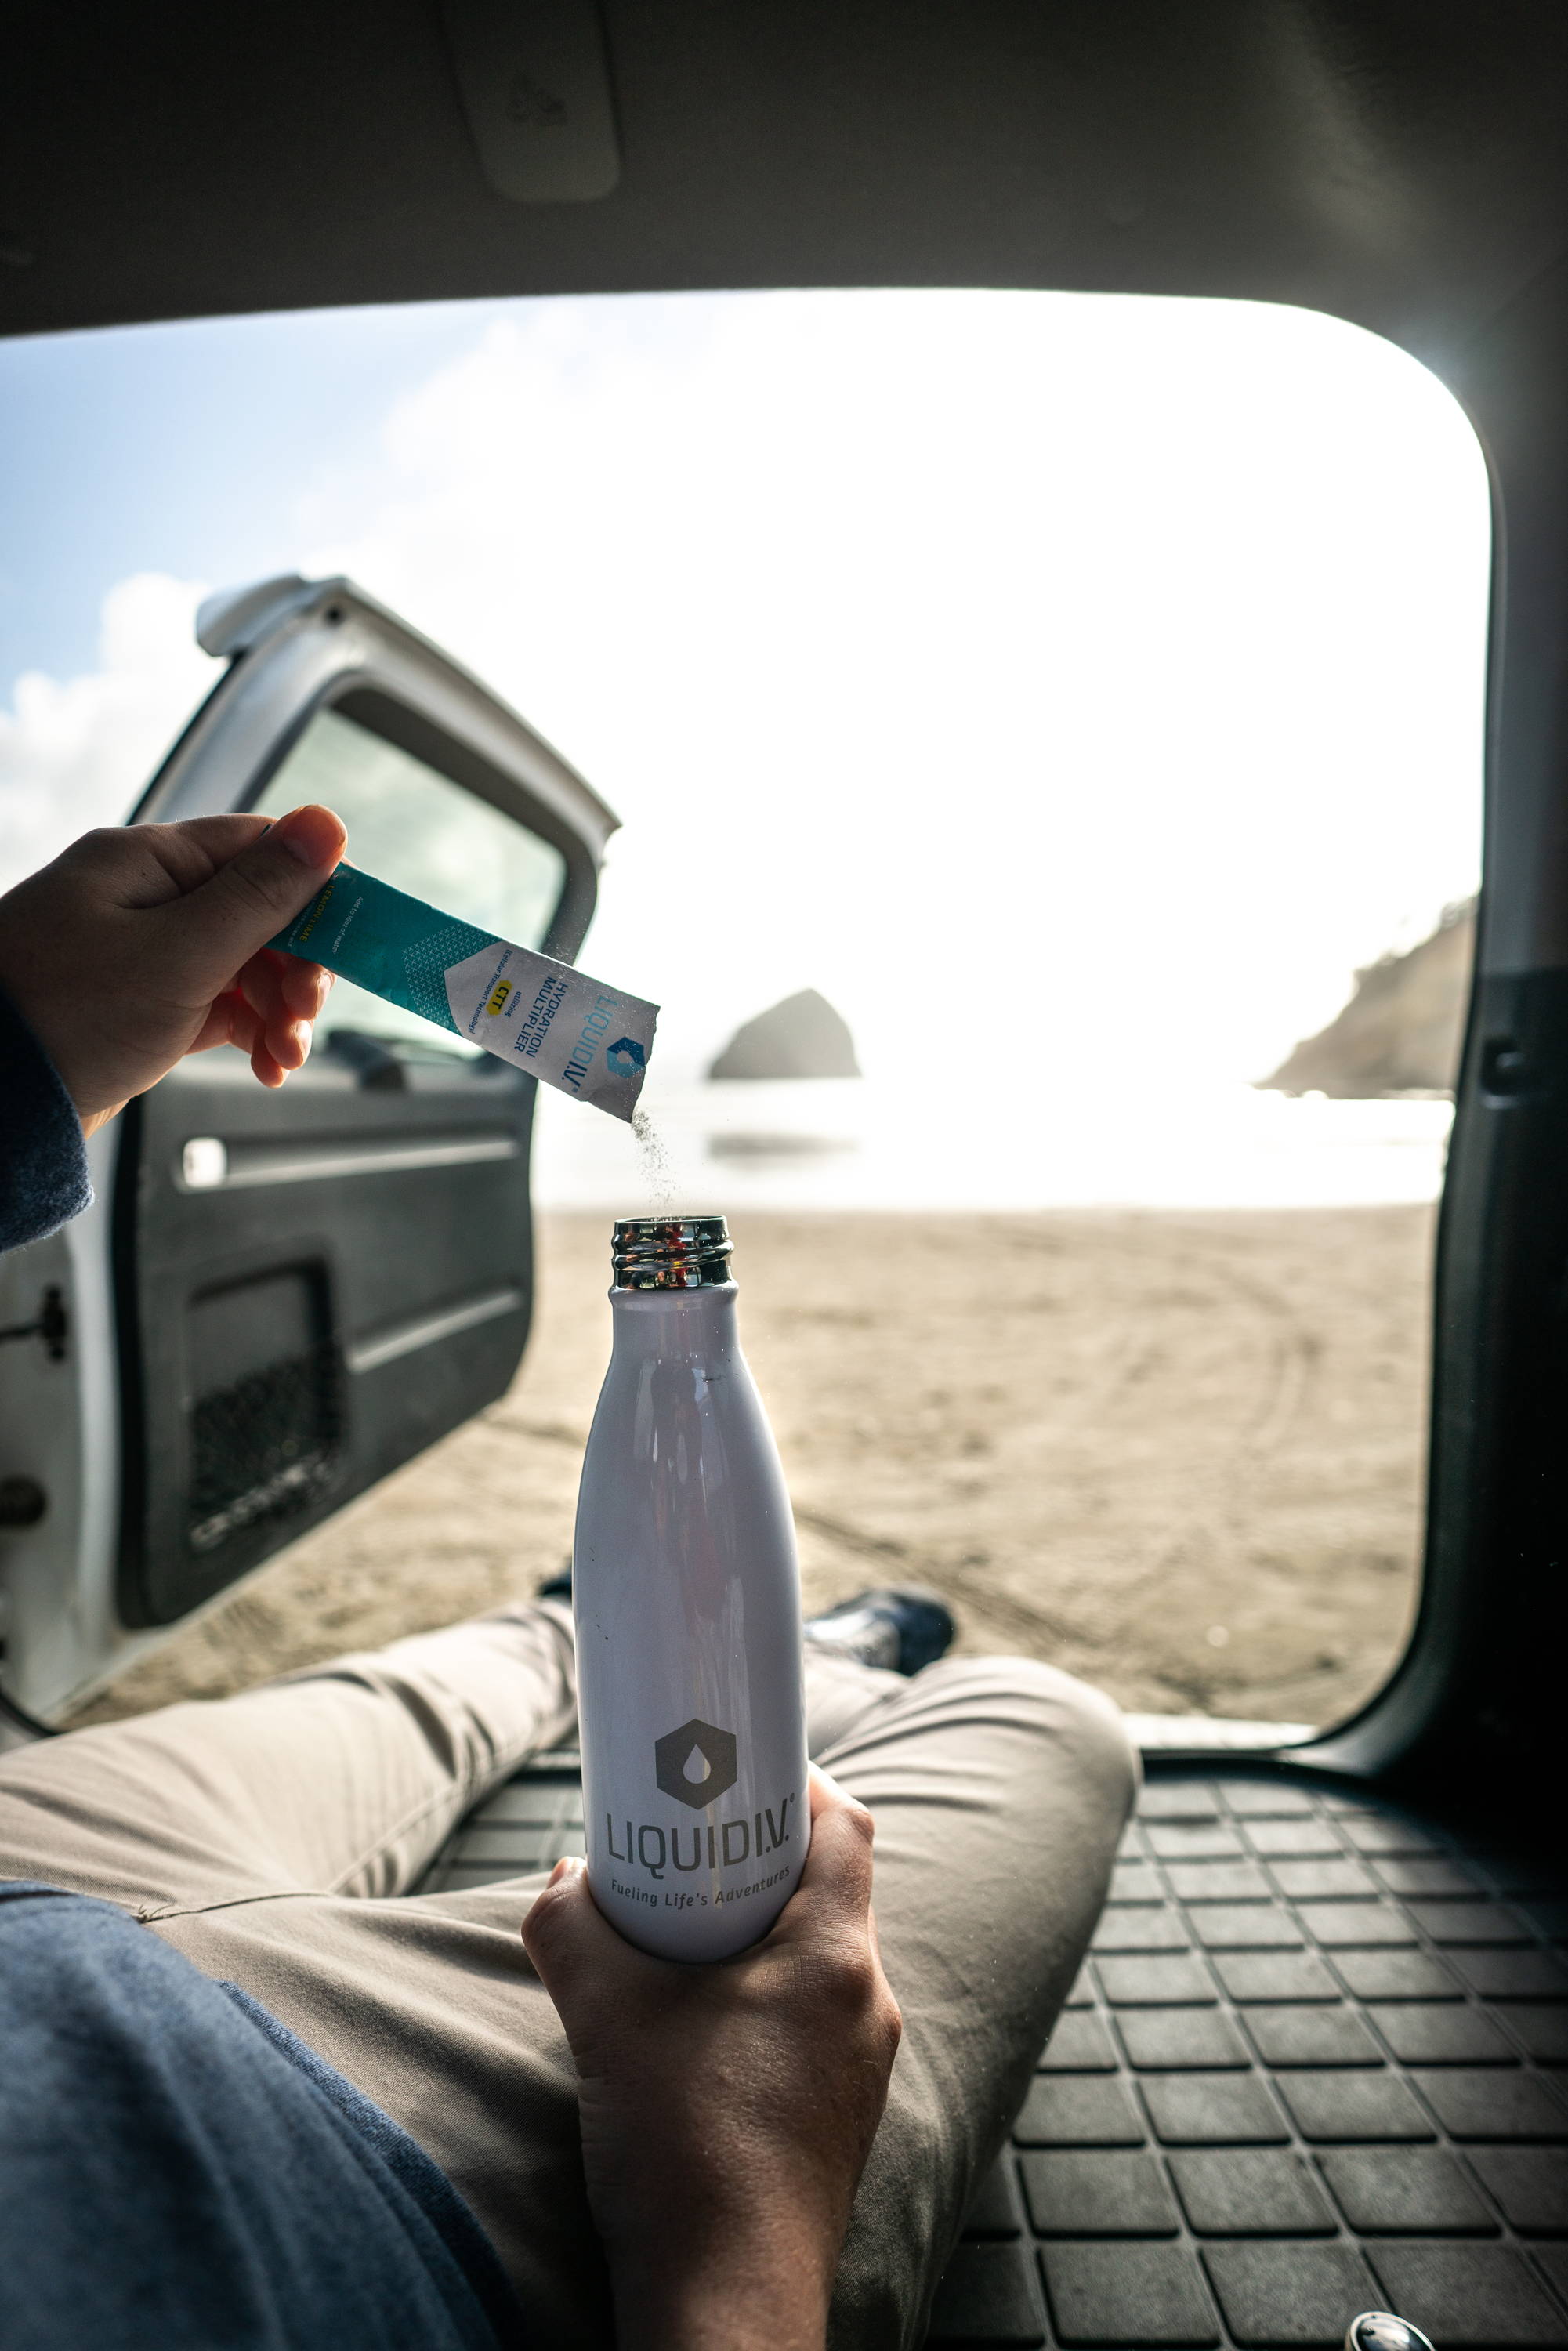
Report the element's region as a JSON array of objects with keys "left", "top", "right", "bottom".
[
  {"left": 117, "top": 1046, "right": 541, "bottom": 1625},
  {"left": 0, "top": 574, "right": 617, "bottom": 1711}
]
